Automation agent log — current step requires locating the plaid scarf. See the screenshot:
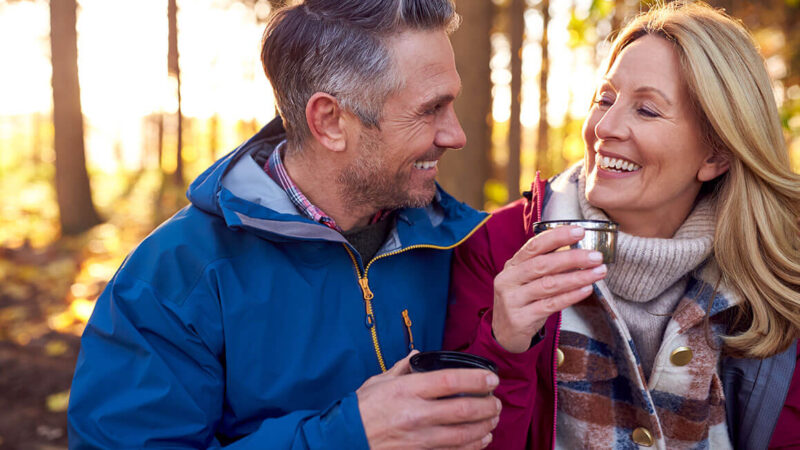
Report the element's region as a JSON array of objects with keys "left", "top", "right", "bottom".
[{"left": 263, "top": 141, "right": 391, "bottom": 232}]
